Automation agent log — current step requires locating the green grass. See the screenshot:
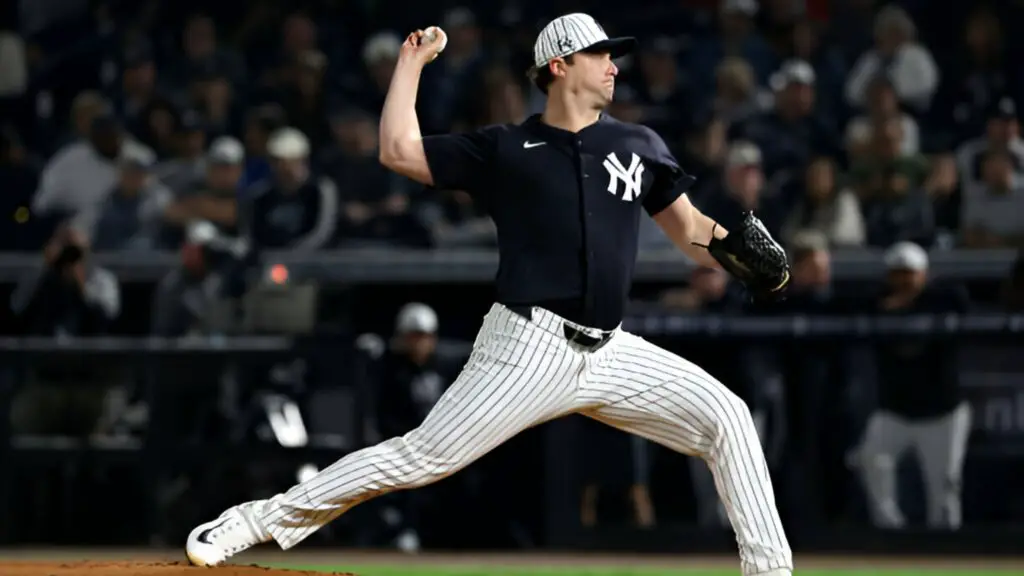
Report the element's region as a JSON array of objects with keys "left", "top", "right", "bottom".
[{"left": 277, "top": 566, "right": 1024, "bottom": 576}]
